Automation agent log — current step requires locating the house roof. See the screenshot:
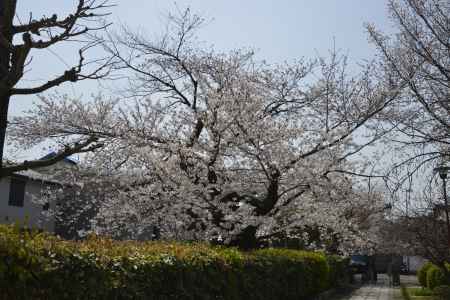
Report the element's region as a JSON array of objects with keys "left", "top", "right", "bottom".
[
  {"left": 12, "top": 169, "right": 62, "bottom": 185},
  {"left": 3, "top": 151, "right": 77, "bottom": 185},
  {"left": 39, "top": 152, "right": 78, "bottom": 165}
]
